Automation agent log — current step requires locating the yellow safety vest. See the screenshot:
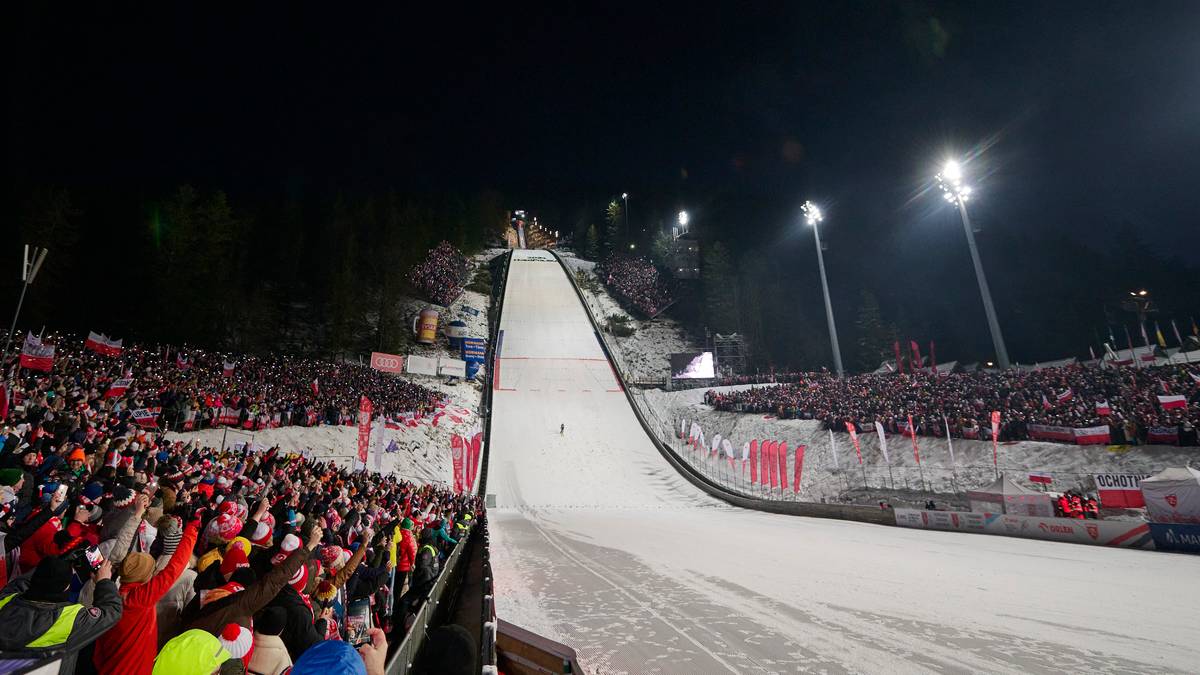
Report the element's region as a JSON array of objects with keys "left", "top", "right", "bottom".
[{"left": 0, "top": 593, "right": 83, "bottom": 648}]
